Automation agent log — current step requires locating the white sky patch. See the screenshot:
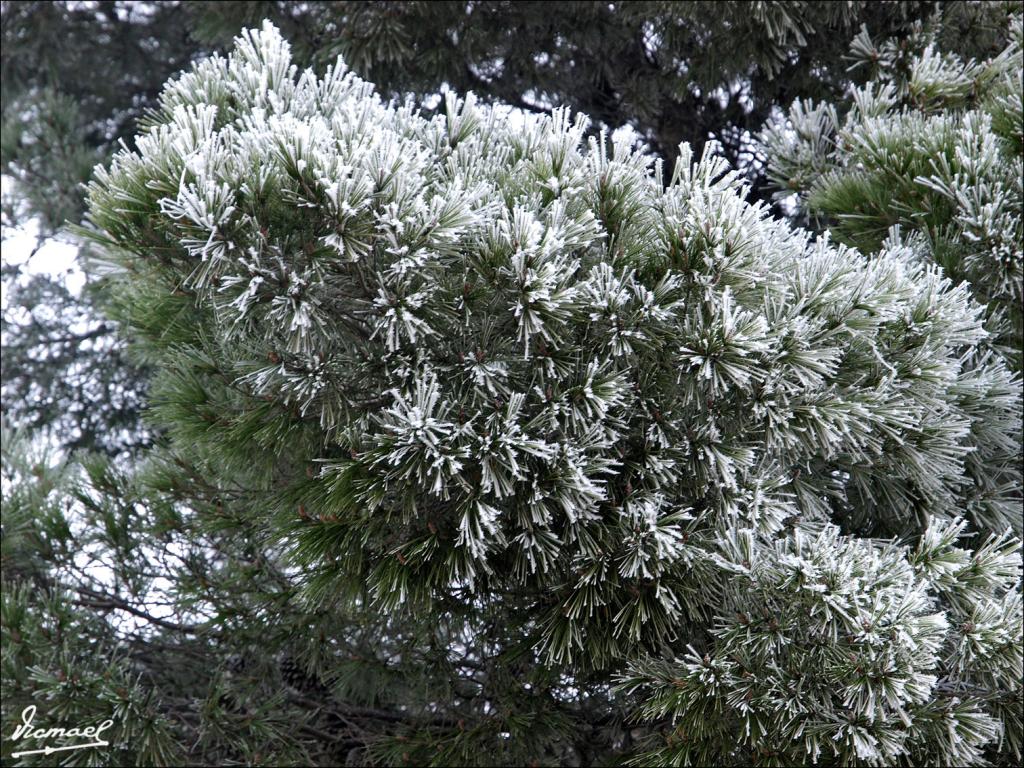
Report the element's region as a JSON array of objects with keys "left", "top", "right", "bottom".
[
  {"left": 1, "top": 177, "right": 85, "bottom": 304},
  {"left": 1, "top": 221, "right": 84, "bottom": 298}
]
